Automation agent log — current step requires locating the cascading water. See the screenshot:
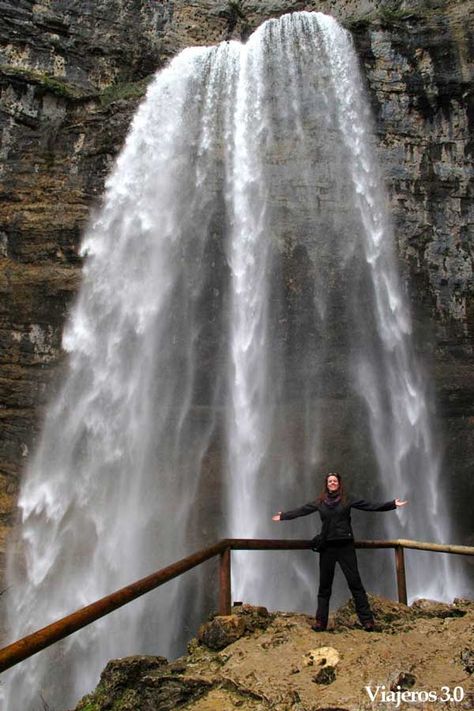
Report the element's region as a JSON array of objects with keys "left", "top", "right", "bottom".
[{"left": 3, "top": 11, "right": 469, "bottom": 711}]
